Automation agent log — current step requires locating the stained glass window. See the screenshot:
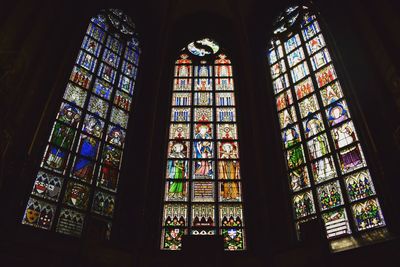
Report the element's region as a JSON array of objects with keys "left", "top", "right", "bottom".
[
  {"left": 268, "top": 5, "right": 385, "bottom": 240},
  {"left": 22, "top": 9, "right": 140, "bottom": 239},
  {"left": 161, "top": 39, "right": 246, "bottom": 251}
]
